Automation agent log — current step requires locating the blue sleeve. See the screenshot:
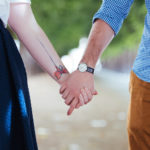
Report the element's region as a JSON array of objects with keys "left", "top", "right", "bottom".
[{"left": 93, "top": 0, "right": 134, "bottom": 35}]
